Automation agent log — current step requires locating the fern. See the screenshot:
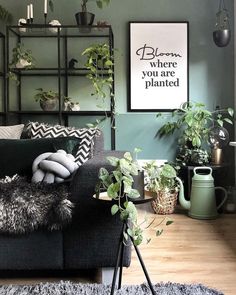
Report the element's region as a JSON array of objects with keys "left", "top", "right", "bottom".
[{"left": 0, "top": 5, "right": 12, "bottom": 23}]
